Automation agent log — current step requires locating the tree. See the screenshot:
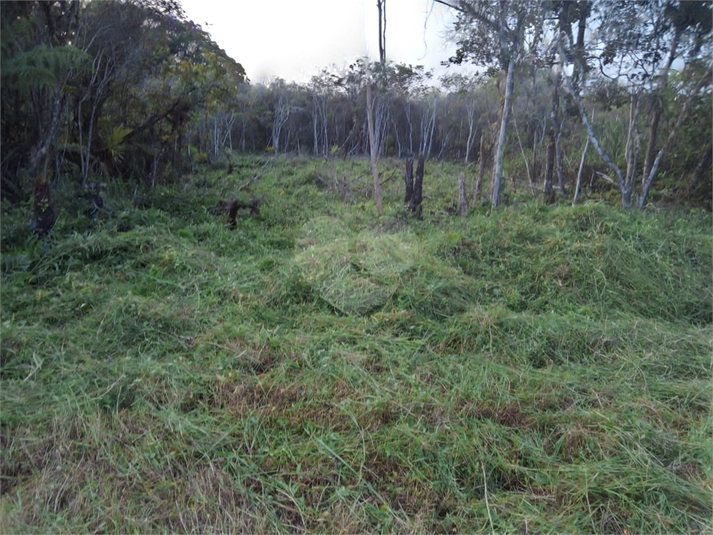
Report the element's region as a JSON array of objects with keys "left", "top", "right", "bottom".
[
  {"left": 437, "top": 0, "right": 539, "bottom": 207},
  {"left": 1, "top": 0, "right": 248, "bottom": 218},
  {"left": 558, "top": 0, "right": 711, "bottom": 207},
  {"left": 638, "top": 1, "right": 712, "bottom": 206},
  {"left": 1, "top": 0, "right": 86, "bottom": 232}
]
